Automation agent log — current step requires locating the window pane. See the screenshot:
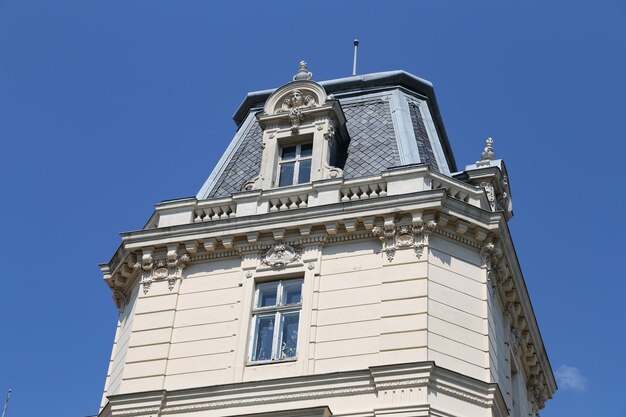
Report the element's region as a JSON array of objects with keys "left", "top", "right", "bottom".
[
  {"left": 278, "top": 162, "right": 295, "bottom": 187},
  {"left": 257, "top": 282, "right": 278, "bottom": 307},
  {"left": 281, "top": 146, "right": 297, "bottom": 159},
  {"left": 279, "top": 312, "right": 299, "bottom": 359},
  {"left": 282, "top": 280, "right": 302, "bottom": 305},
  {"left": 297, "top": 159, "right": 311, "bottom": 184},
  {"left": 252, "top": 315, "right": 275, "bottom": 361},
  {"left": 300, "top": 143, "right": 313, "bottom": 157}
]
